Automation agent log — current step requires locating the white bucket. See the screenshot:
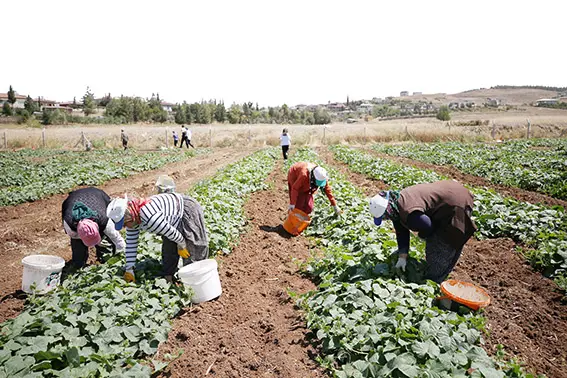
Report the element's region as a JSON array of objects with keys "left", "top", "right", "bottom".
[
  {"left": 21, "top": 255, "right": 66, "bottom": 294},
  {"left": 177, "top": 259, "right": 222, "bottom": 304}
]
